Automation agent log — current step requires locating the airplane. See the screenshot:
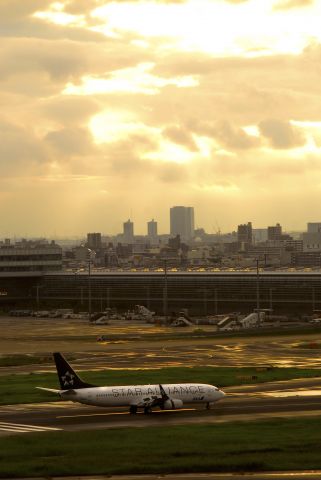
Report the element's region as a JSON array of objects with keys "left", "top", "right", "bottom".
[{"left": 37, "top": 352, "right": 226, "bottom": 414}]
